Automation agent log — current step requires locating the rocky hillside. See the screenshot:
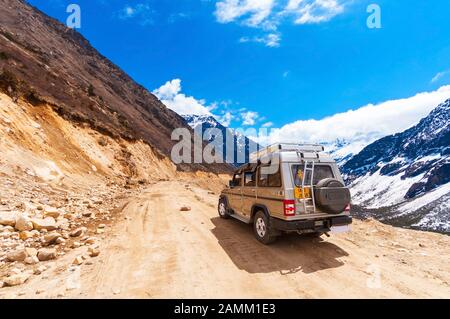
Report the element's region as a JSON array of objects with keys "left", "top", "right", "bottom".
[
  {"left": 183, "top": 114, "right": 260, "bottom": 167},
  {"left": 342, "top": 99, "right": 450, "bottom": 233},
  {"left": 0, "top": 0, "right": 231, "bottom": 173}
]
